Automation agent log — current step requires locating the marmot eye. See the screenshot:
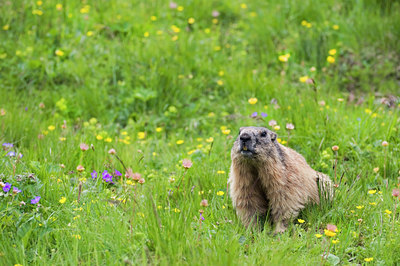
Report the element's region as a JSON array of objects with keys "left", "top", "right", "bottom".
[{"left": 260, "top": 131, "right": 267, "bottom": 137}]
